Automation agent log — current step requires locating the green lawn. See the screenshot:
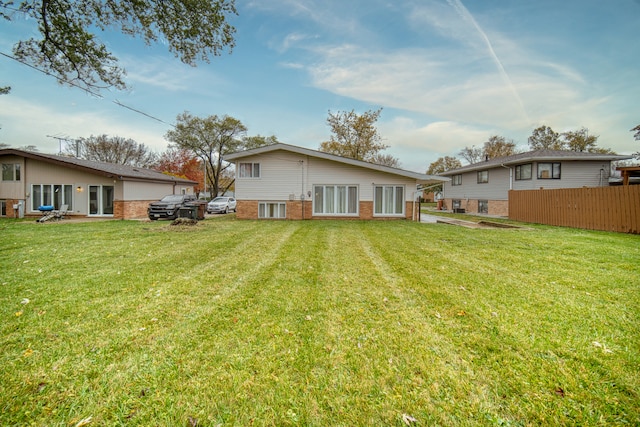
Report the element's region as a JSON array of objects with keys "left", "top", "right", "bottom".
[{"left": 1, "top": 217, "right": 638, "bottom": 426}]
